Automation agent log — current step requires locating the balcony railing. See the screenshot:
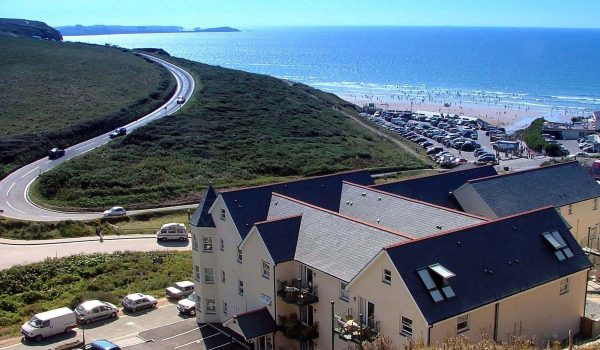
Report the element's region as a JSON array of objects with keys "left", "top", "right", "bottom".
[
  {"left": 333, "top": 314, "right": 380, "bottom": 344},
  {"left": 276, "top": 280, "right": 318, "bottom": 306},
  {"left": 278, "top": 314, "right": 319, "bottom": 342}
]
